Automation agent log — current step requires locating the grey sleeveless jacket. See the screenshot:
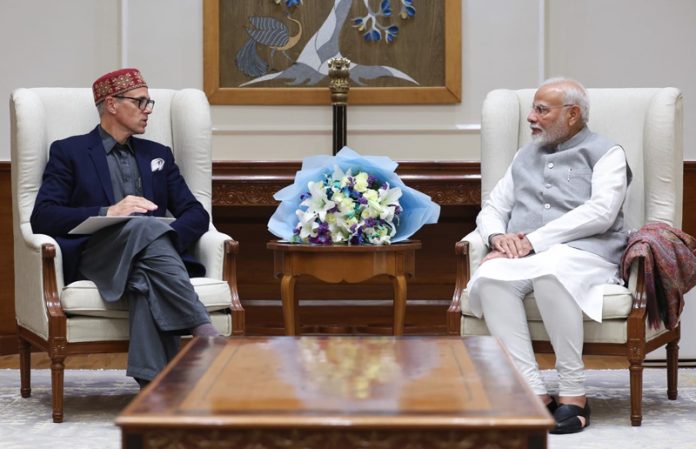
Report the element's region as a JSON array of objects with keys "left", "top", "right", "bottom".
[{"left": 507, "top": 127, "right": 632, "bottom": 264}]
